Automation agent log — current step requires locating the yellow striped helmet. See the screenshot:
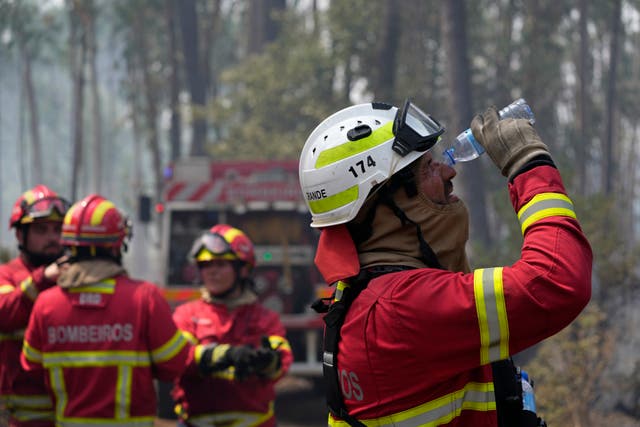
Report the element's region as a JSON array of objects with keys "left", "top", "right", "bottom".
[
  {"left": 61, "top": 194, "right": 132, "bottom": 250},
  {"left": 299, "top": 101, "right": 444, "bottom": 228}
]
